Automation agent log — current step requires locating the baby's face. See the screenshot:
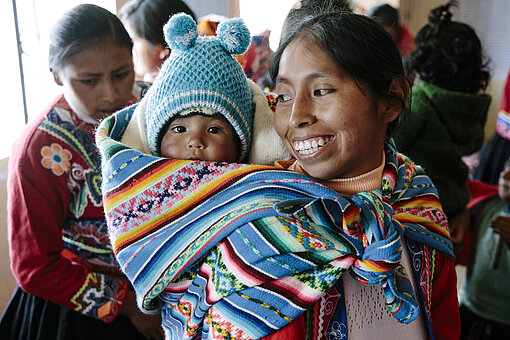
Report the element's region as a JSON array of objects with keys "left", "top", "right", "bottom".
[{"left": 160, "top": 114, "right": 238, "bottom": 162}]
